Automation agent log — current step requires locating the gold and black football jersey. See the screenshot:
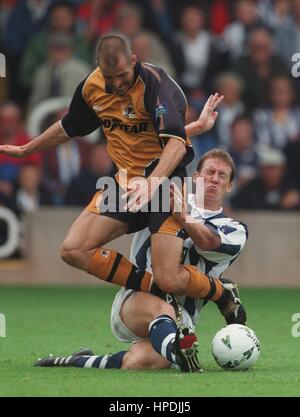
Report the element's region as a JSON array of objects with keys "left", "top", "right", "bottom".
[{"left": 61, "top": 62, "right": 194, "bottom": 182}]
